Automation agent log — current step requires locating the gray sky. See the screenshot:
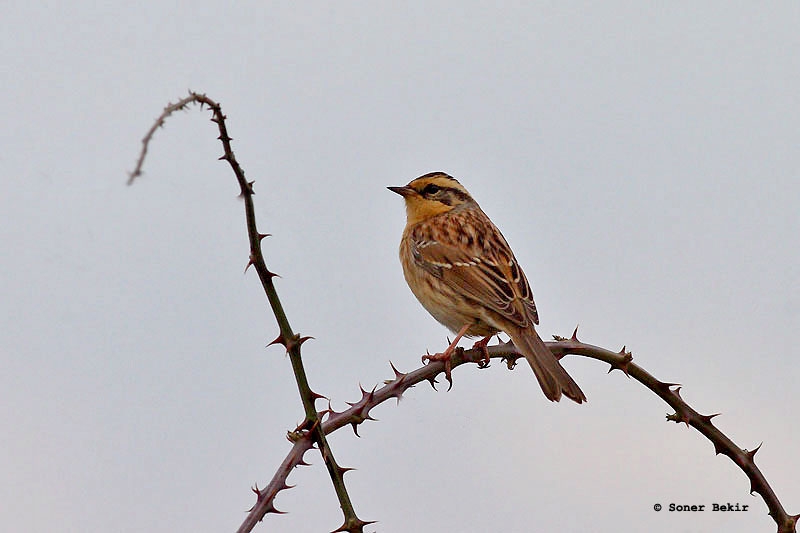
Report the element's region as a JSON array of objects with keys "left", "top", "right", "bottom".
[{"left": 2, "top": 3, "right": 798, "bottom": 532}]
